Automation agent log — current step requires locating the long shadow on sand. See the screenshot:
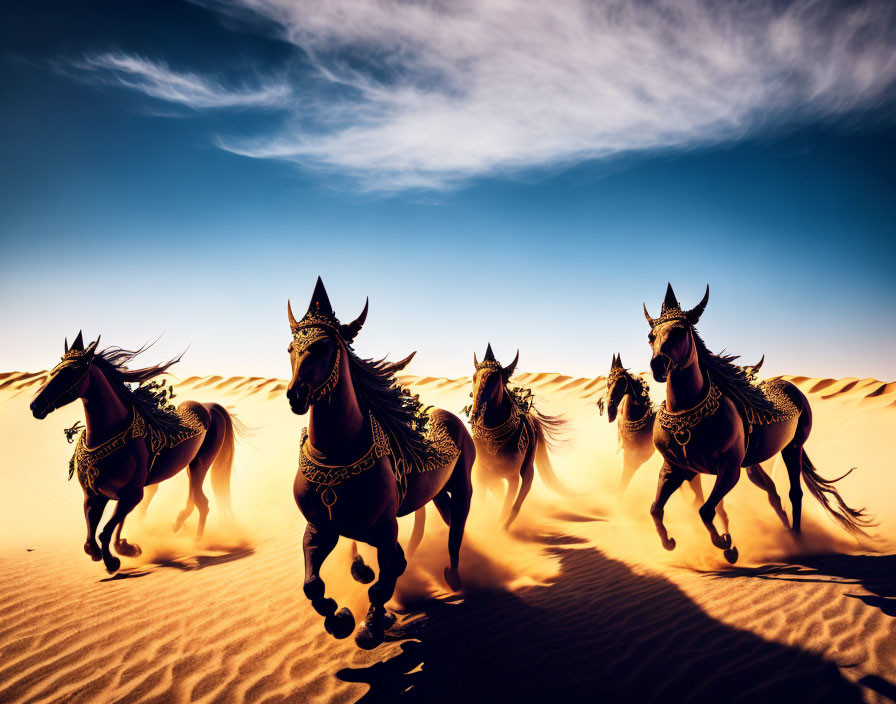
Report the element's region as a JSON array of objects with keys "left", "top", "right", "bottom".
[
  {"left": 338, "top": 544, "right": 863, "bottom": 704},
  {"left": 708, "top": 553, "right": 896, "bottom": 617}
]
